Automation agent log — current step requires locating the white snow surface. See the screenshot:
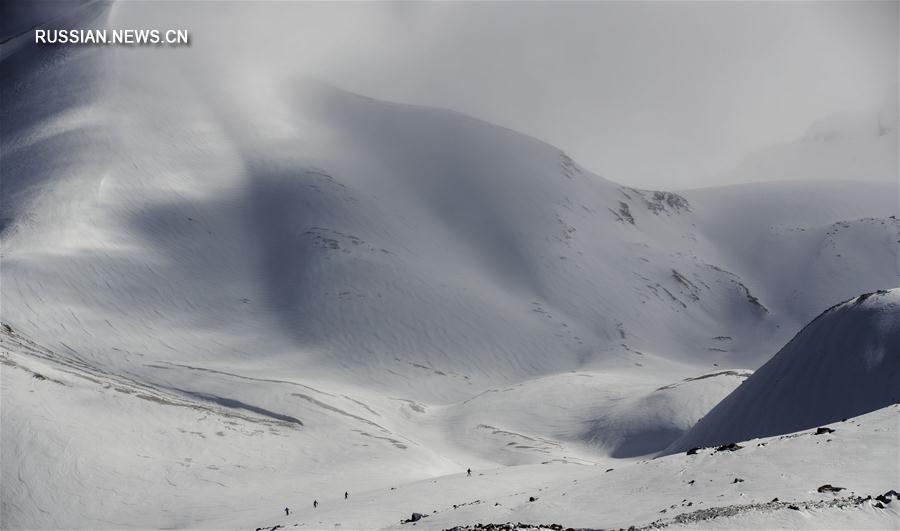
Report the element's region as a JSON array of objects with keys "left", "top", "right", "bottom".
[
  {"left": 665, "top": 289, "right": 900, "bottom": 455},
  {"left": 233, "top": 405, "right": 900, "bottom": 531},
  {"left": 2, "top": 3, "right": 899, "bottom": 530}
]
